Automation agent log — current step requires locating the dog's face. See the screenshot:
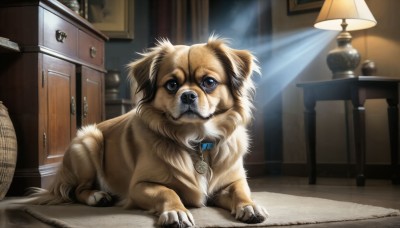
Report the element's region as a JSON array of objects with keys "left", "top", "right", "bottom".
[
  {"left": 129, "top": 37, "right": 258, "bottom": 128},
  {"left": 153, "top": 44, "right": 234, "bottom": 123}
]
